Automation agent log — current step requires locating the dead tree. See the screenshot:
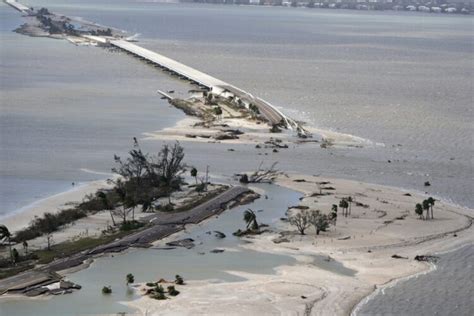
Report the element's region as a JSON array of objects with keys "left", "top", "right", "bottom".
[
  {"left": 289, "top": 210, "right": 311, "bottom": 235},
  {"left": 246, "top": 162, "right": 281, "bottom": 183}
]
